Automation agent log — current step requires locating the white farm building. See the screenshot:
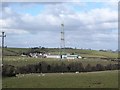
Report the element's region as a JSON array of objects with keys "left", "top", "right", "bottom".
[
  {"left": 46, "top": 54, "right": 82, "bottom": 59},
  {"left": 46, "top": 55, "right": 60, "bottom": 59},
  {"left": 65, "top": 55, "right": 82, "bottom": 59}
]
